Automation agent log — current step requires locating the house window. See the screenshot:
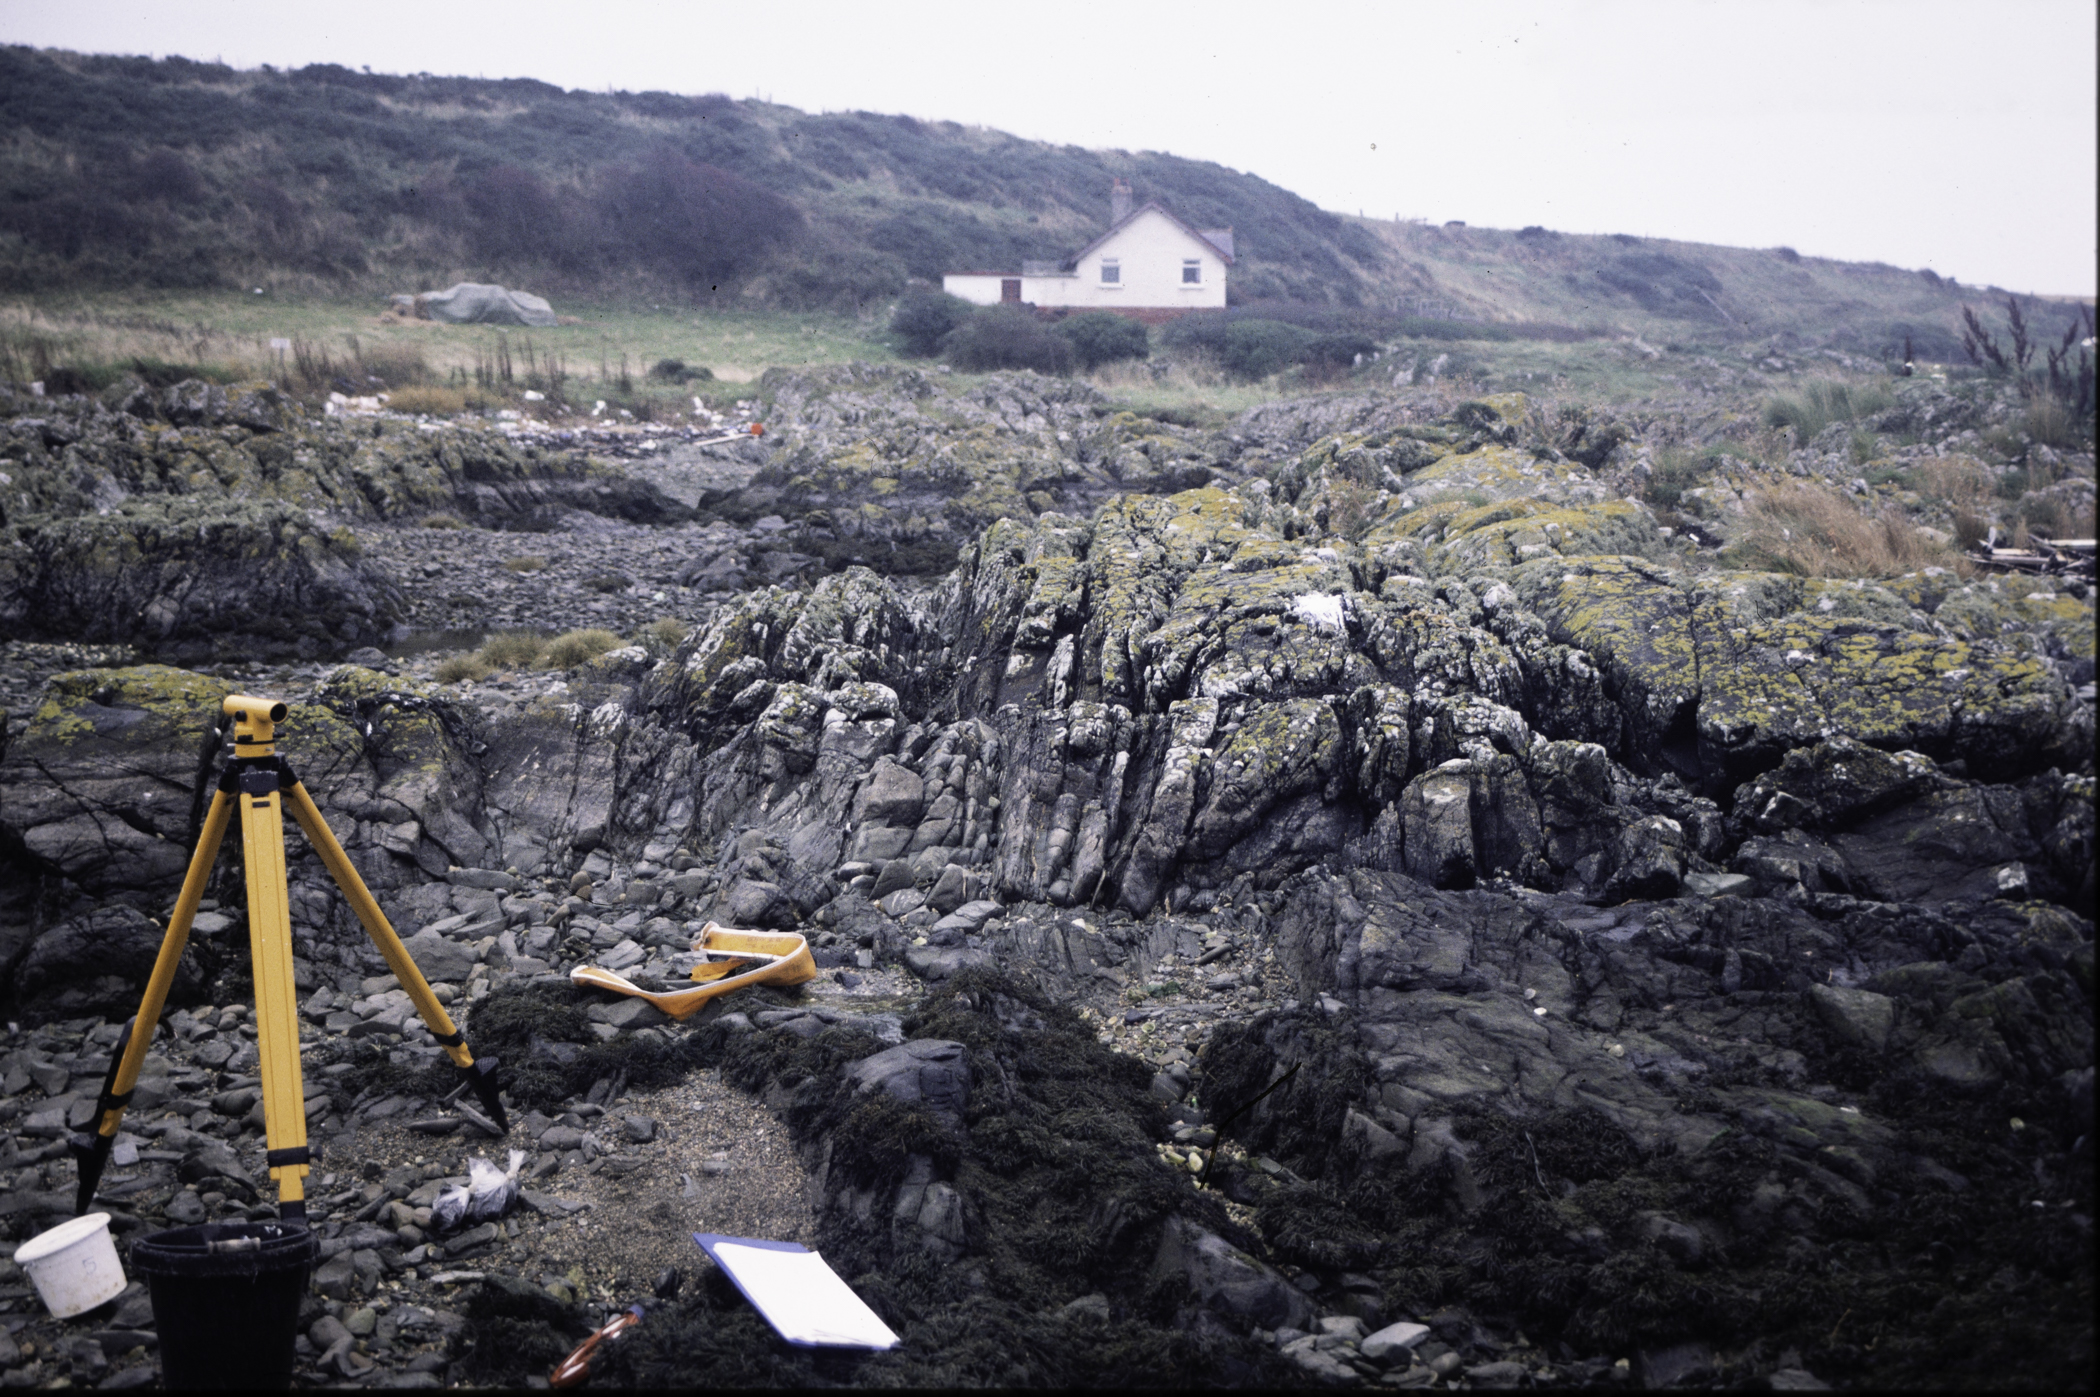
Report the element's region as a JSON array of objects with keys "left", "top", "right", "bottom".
[
  {"left": 1100, "top": 259, "right": 1120, "bottom": 284},
  {"left": 1182, "top": 260, "right": 1201, "bottom": 284}
]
